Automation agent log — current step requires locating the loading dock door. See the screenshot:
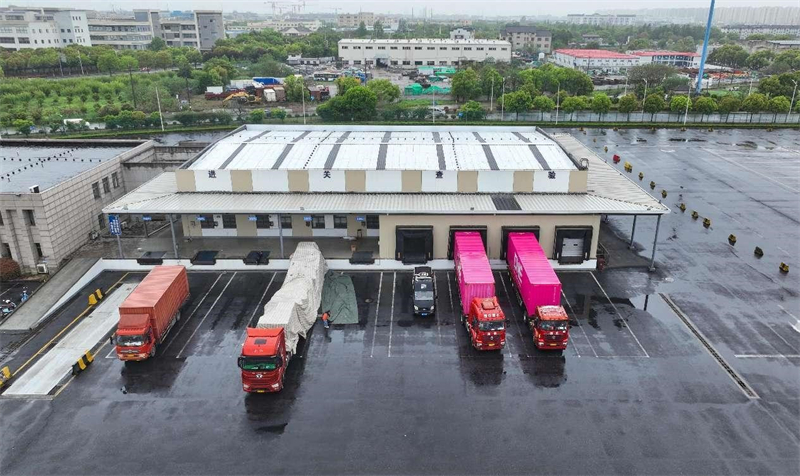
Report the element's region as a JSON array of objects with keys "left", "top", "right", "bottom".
[
  {"left": 500, "top": 226, "right": 540, "bottom": 261},
  {"left": 554, "top": 227, "right": 592, "bottom": 264},
  {"left": 447, "top": 226, "right": 488, "bottom": 260},
  {"left": 396, "top": 226, "right": 433, "bottom": 264}
]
